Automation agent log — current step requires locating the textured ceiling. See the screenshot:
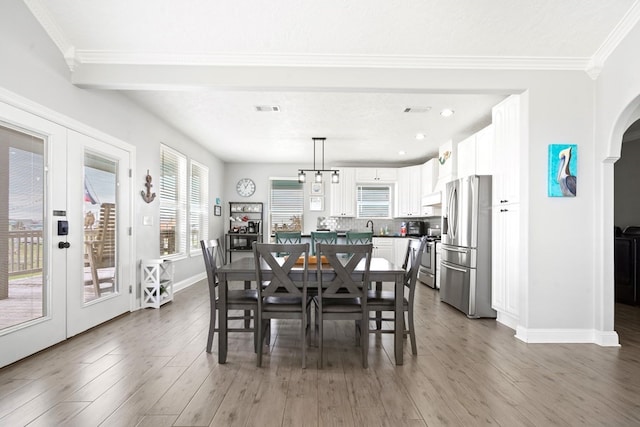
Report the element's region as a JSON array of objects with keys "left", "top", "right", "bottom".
[{"left": 23, "top": 0, "right": 640, "bottom": 165}]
